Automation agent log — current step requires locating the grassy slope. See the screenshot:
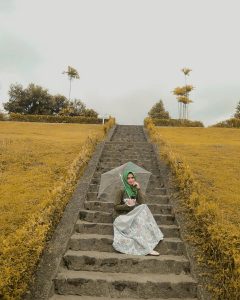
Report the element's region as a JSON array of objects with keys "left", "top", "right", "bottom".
[
  {"left": 0, "top": 121, "right": 105, "bottom": 239},
  {"left": 156, "top": 126, "right": 240, "bottom": 226}
]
